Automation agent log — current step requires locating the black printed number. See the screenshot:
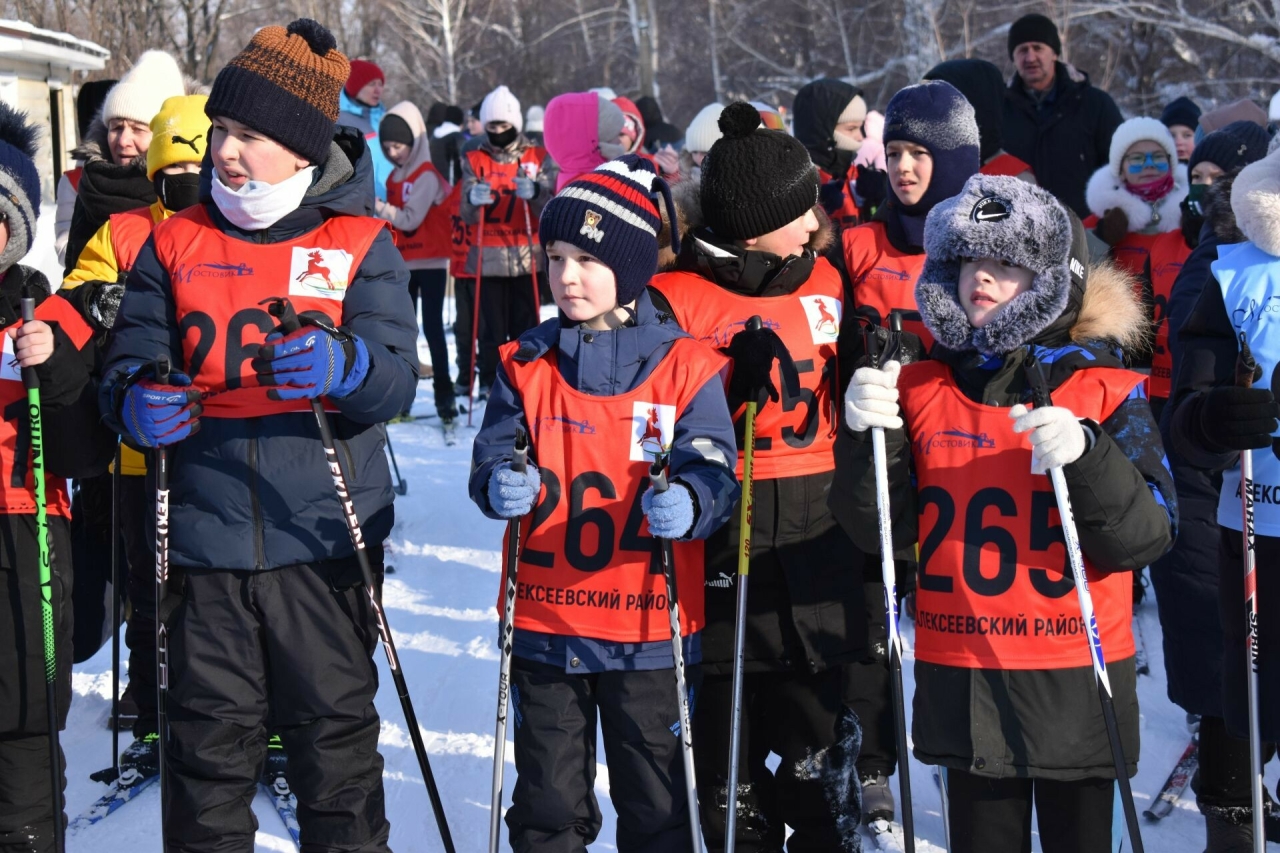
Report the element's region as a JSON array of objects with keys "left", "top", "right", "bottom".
[
  {"left": 918, "top": 486, "right": 1075, "bottom": 599},
  {"left": 522, "top": 470, "right": 658, "bottom": 573},
  {"left": 179, "top": 307, "right": 274, "bottom": 385}
]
